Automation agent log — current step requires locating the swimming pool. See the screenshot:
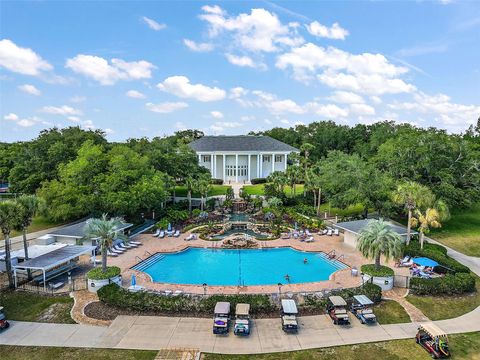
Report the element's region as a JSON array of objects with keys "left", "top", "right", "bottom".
[{"left": 132, "top": 248, "right": 347, "bottom": 286}]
